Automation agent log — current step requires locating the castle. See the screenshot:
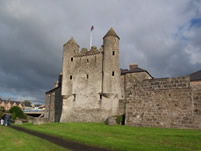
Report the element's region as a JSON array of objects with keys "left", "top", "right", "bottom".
[{"left": 45, "top": 28, "right": 201, "bottom": 129}]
